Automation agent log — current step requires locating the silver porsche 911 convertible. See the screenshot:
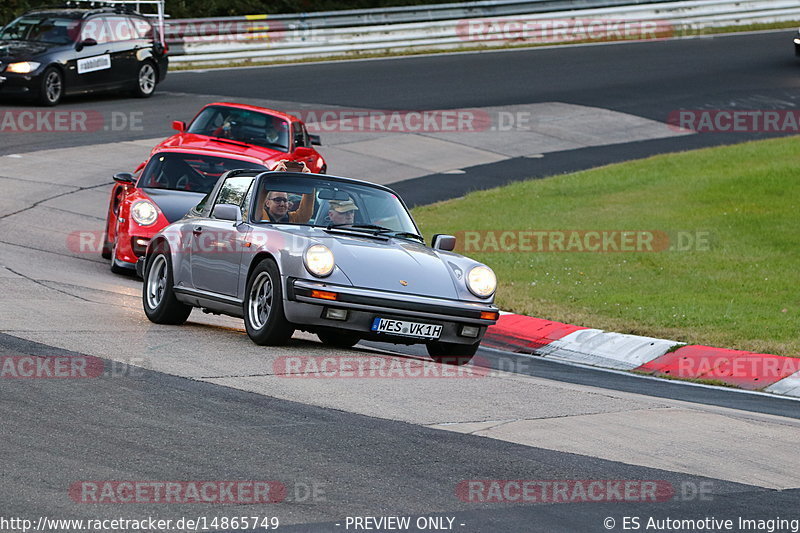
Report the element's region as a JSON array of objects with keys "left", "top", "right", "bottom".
[{"left": 137, "top": 170, "right": 499, "bottom": 364}]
